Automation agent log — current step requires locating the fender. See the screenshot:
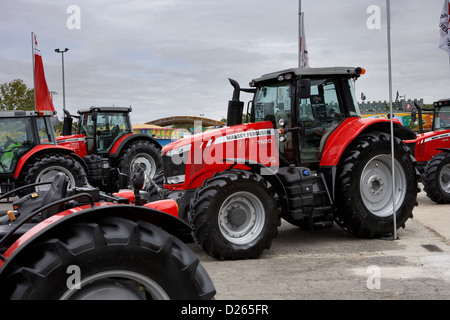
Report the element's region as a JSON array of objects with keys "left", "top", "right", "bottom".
[
  {"left": 0, "top": 200, "right": 188, "bottom": 272},
  {"left": 404, "top": 130, "right": 450, "bottom": 163},
  {"left": 109, "top": 133, "right": 162, "bottom": 159},
  {"left": 319, "top": 117, "right": 416, "bottom": 167},
  {"left": 14, "top": 145, "right": 87, "bottom": 179}
]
